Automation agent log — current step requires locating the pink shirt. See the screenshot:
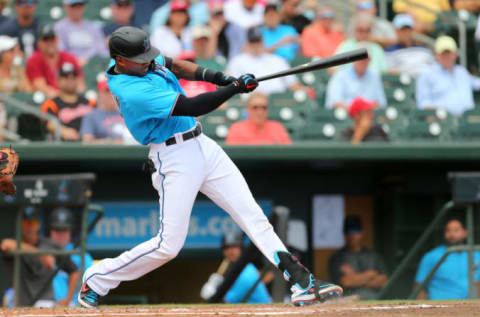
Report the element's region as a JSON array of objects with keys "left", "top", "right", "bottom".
[
  {"left": 301, "top": 23, "right": 344, "bottom": 58},
  {"left": 226, "top": 120, "right": 292, "bottom": 145}
]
